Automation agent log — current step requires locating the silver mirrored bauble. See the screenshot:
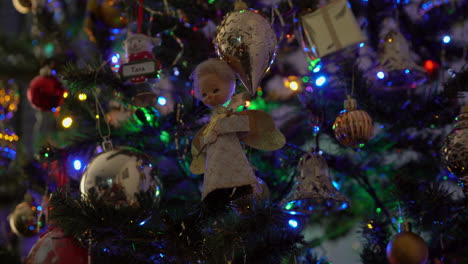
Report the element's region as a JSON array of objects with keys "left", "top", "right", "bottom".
[{"left": 80, "top": 147, "right": 162, "bottom": 208}]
